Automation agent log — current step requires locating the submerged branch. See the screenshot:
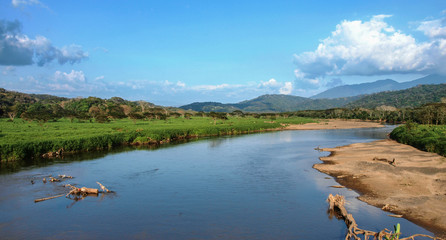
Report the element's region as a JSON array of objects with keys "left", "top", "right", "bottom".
[{"left": 327, "top": 194, "right": 442, "bottom": 240}]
